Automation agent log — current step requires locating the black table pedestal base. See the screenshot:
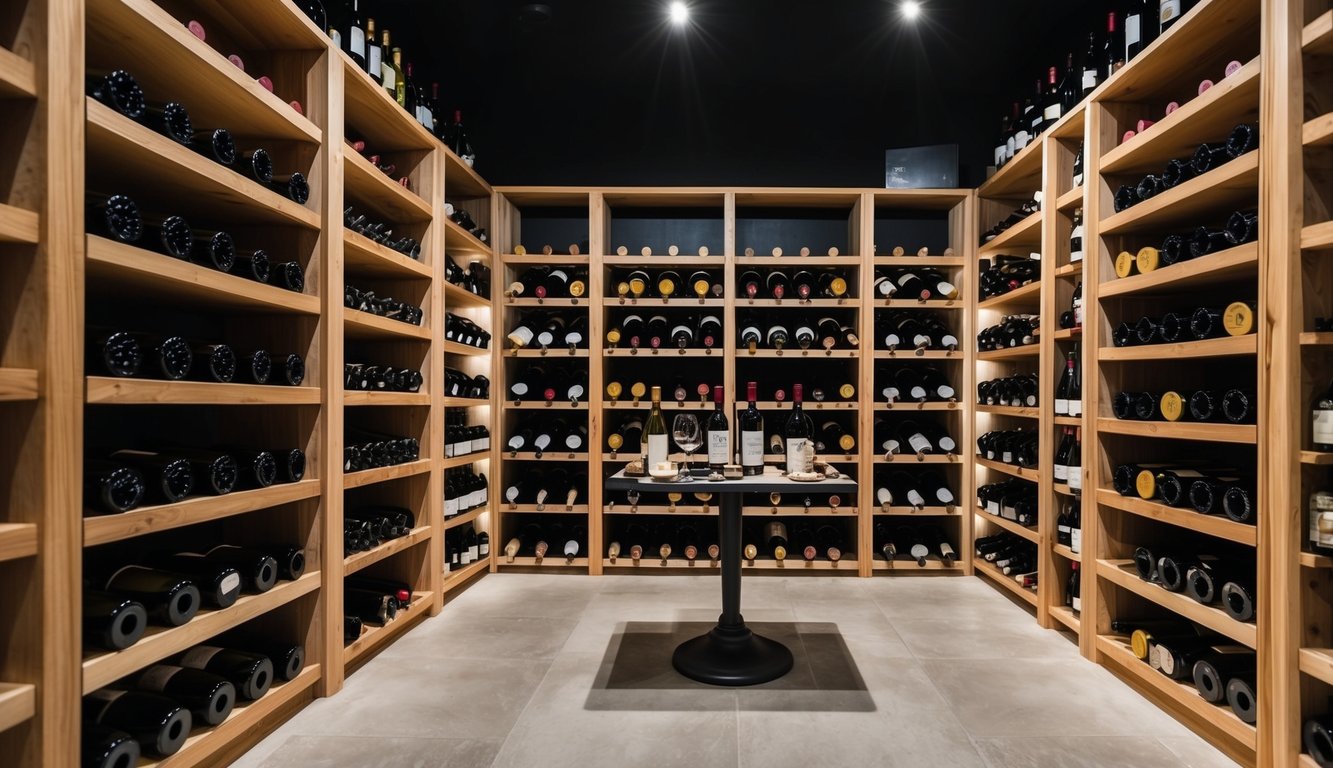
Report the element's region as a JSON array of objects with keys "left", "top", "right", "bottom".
[{"left": 671, "top": 621, "right": 793, "bottom": 686}]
